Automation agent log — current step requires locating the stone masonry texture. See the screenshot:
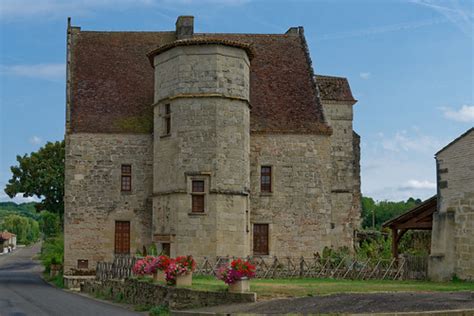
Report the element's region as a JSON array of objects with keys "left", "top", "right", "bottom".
[
  {"left": 429, "top": 129, "right": 474, "bottom": 281},
  {"left": 64, "top": 17, "right": 361, "bottom": 272}
]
